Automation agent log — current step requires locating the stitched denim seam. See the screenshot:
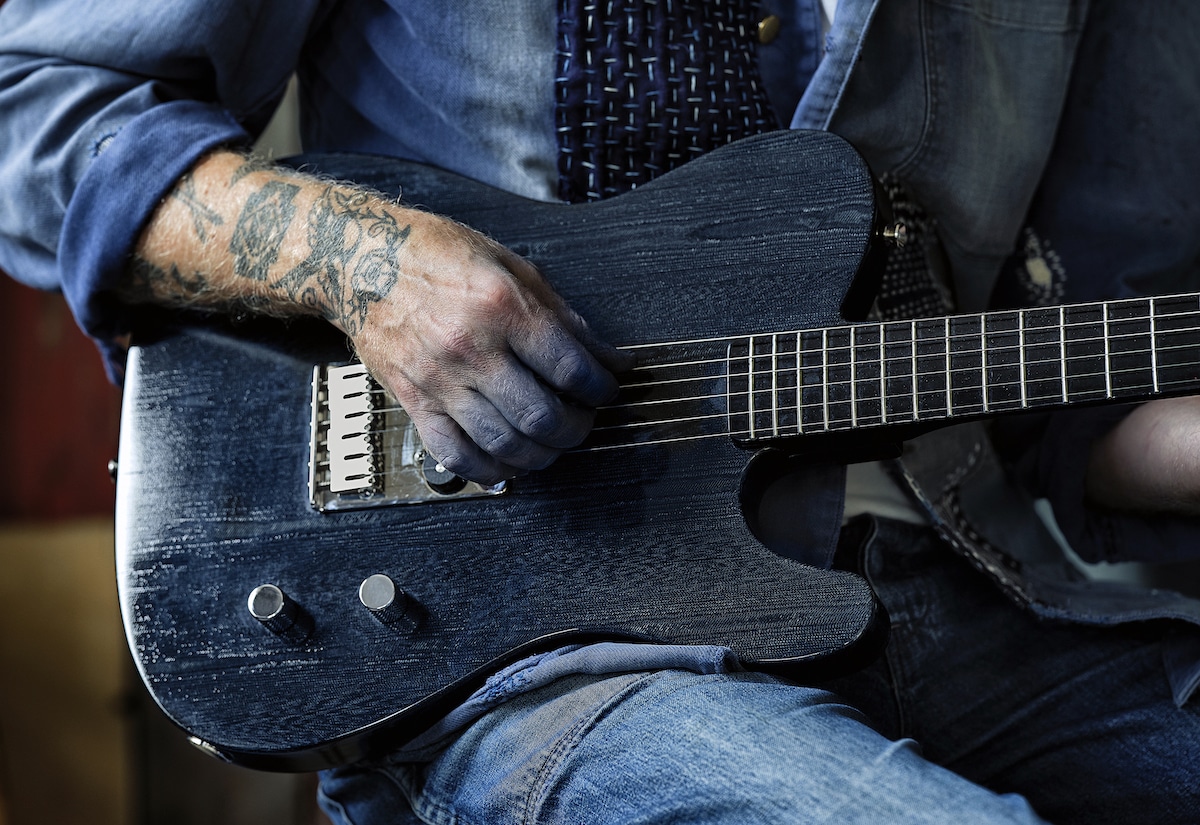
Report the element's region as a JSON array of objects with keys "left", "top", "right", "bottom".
[
  {"left": 891, "top": 0, "right": 937, "bottom": 181},
  {"left": 520, "top": 671, "right": 663, "bottom": 823},
  {"left": 927, "top": 0, "right": 1084, "bottom": 32}
]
